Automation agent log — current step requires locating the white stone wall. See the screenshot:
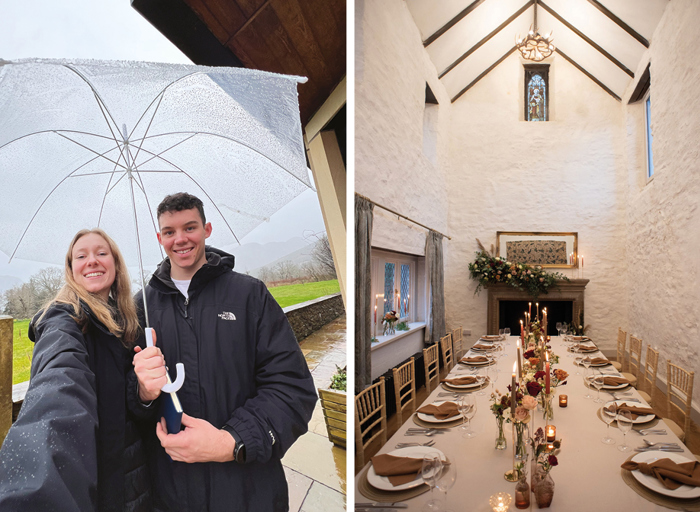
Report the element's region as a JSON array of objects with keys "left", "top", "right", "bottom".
[
  {"left": 355, "top": 0, "right": 450, "bottom": 257},
  {"left": 624, "top": 0, "right": 700, "bottom": 399},
  {"left": 445, "top": 53, "right": 628, "bottom": 349}
]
